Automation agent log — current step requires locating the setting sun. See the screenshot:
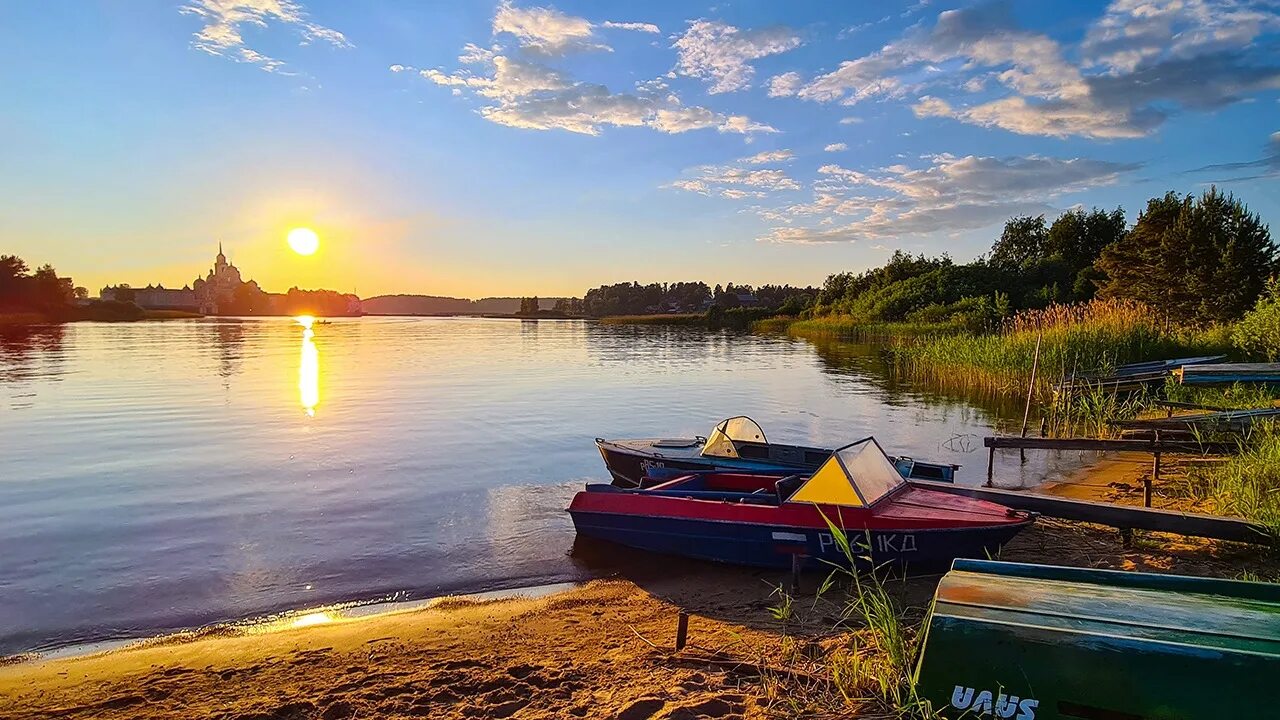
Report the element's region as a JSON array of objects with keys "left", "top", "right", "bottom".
[{"left": 287, "top": 227, "right": 320, "bottom": 256}]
